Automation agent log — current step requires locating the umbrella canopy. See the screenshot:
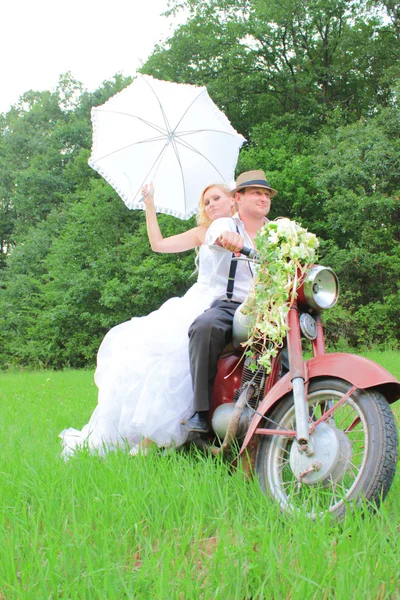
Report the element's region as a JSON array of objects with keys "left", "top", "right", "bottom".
[{"left": 88, "top": 75, "right": 246, "bottom": 220}]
